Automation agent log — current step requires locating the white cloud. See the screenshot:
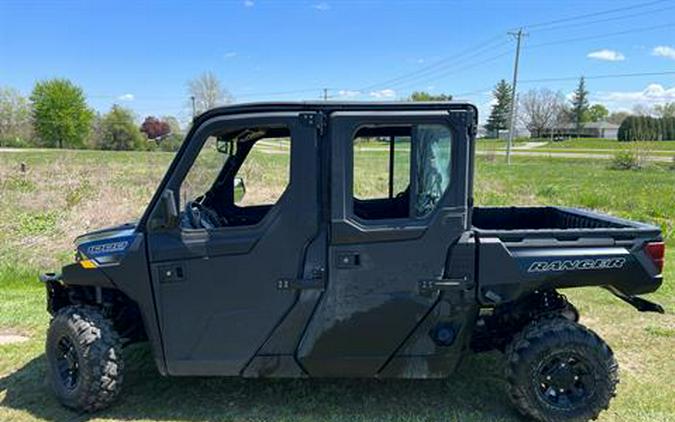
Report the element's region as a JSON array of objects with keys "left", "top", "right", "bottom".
[
  {"left": 337, "top": 90, "right": 361, "bottom": 98},
  {"left": 117, "top": 93, "right": 134, "bottom": 101},
  {"left": 312, "top": 2, "right": 330, "bottom": 11},
  {"left": 652, "top": 45, "right": 675, "bottom": 60},
  {"left": 243, "top": 0, "right": 254, "bottom": 7},
  {"left": 369, "top": 89, "right": 396, "bottom": 99},
  {"left": 597, "top": 84, "right": 675, "bottom": 106},
  {"left": 224, "top": 51, "right": 238, "bottom": 59},
  {"left": 587, "top": 49, "right": 625, "bottom": 61}
]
